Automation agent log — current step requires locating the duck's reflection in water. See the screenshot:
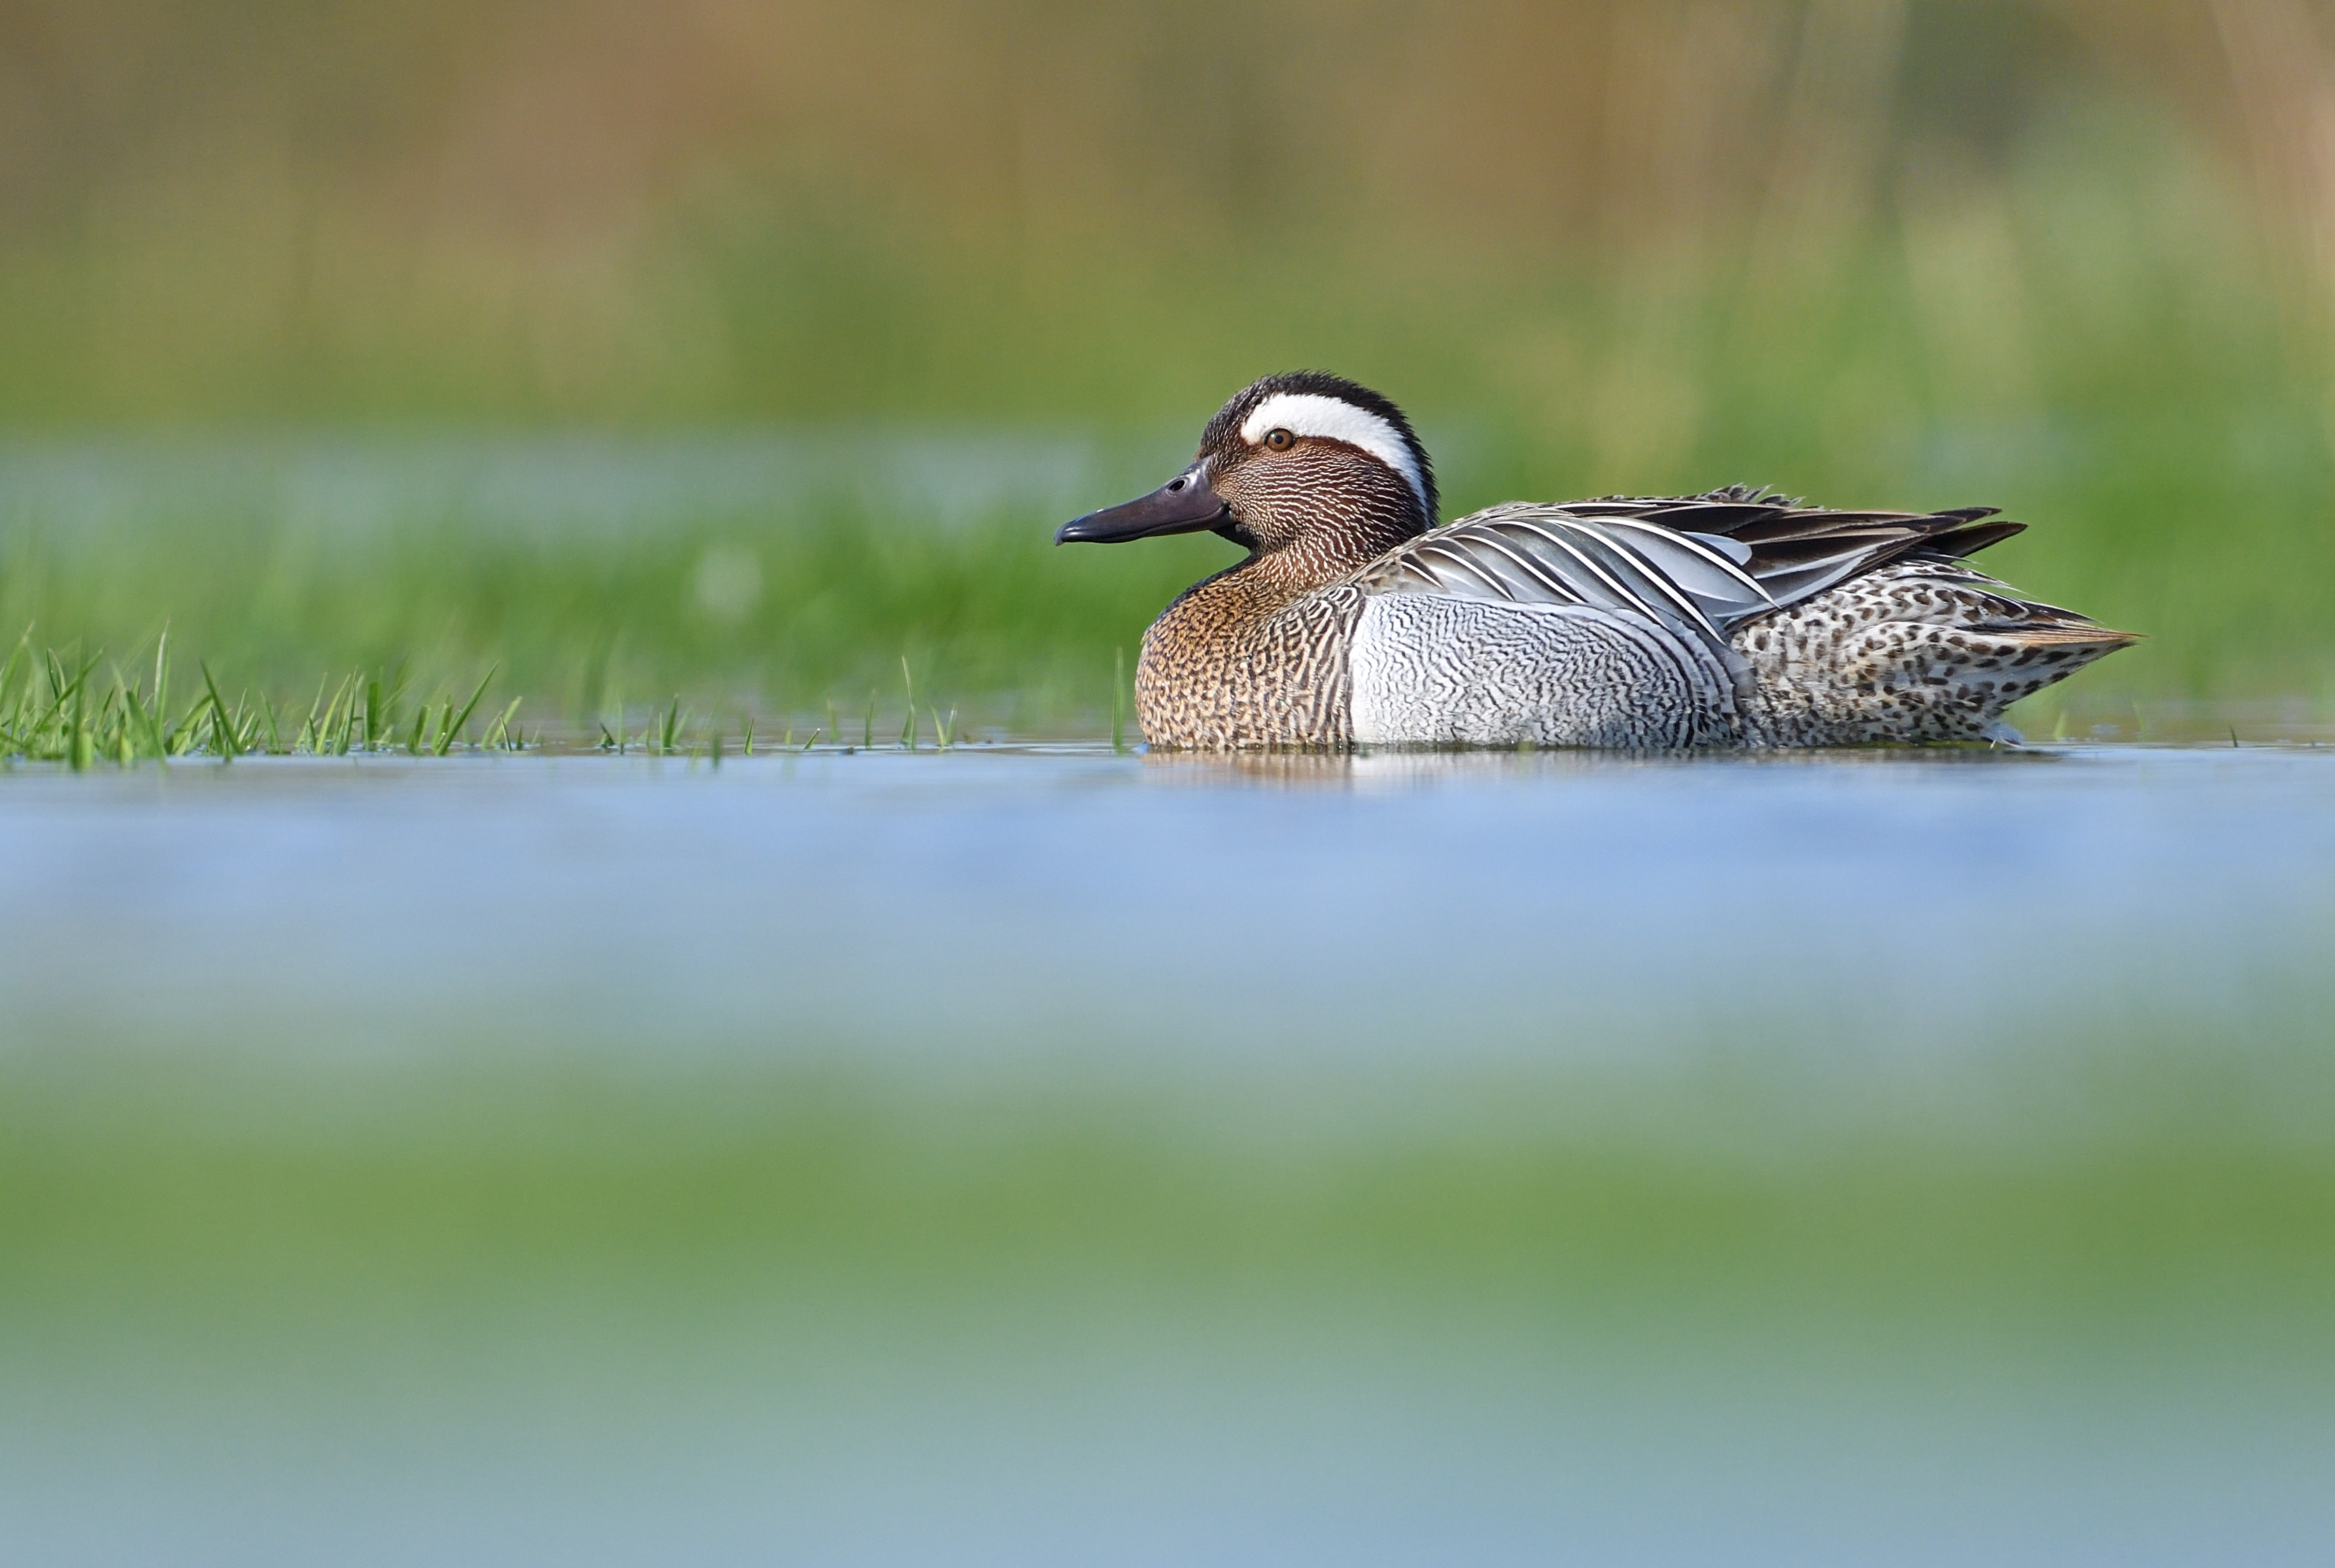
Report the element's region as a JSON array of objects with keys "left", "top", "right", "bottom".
[{"left": 1138, "top": 741, "right": 2058, "bottom": 789}]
